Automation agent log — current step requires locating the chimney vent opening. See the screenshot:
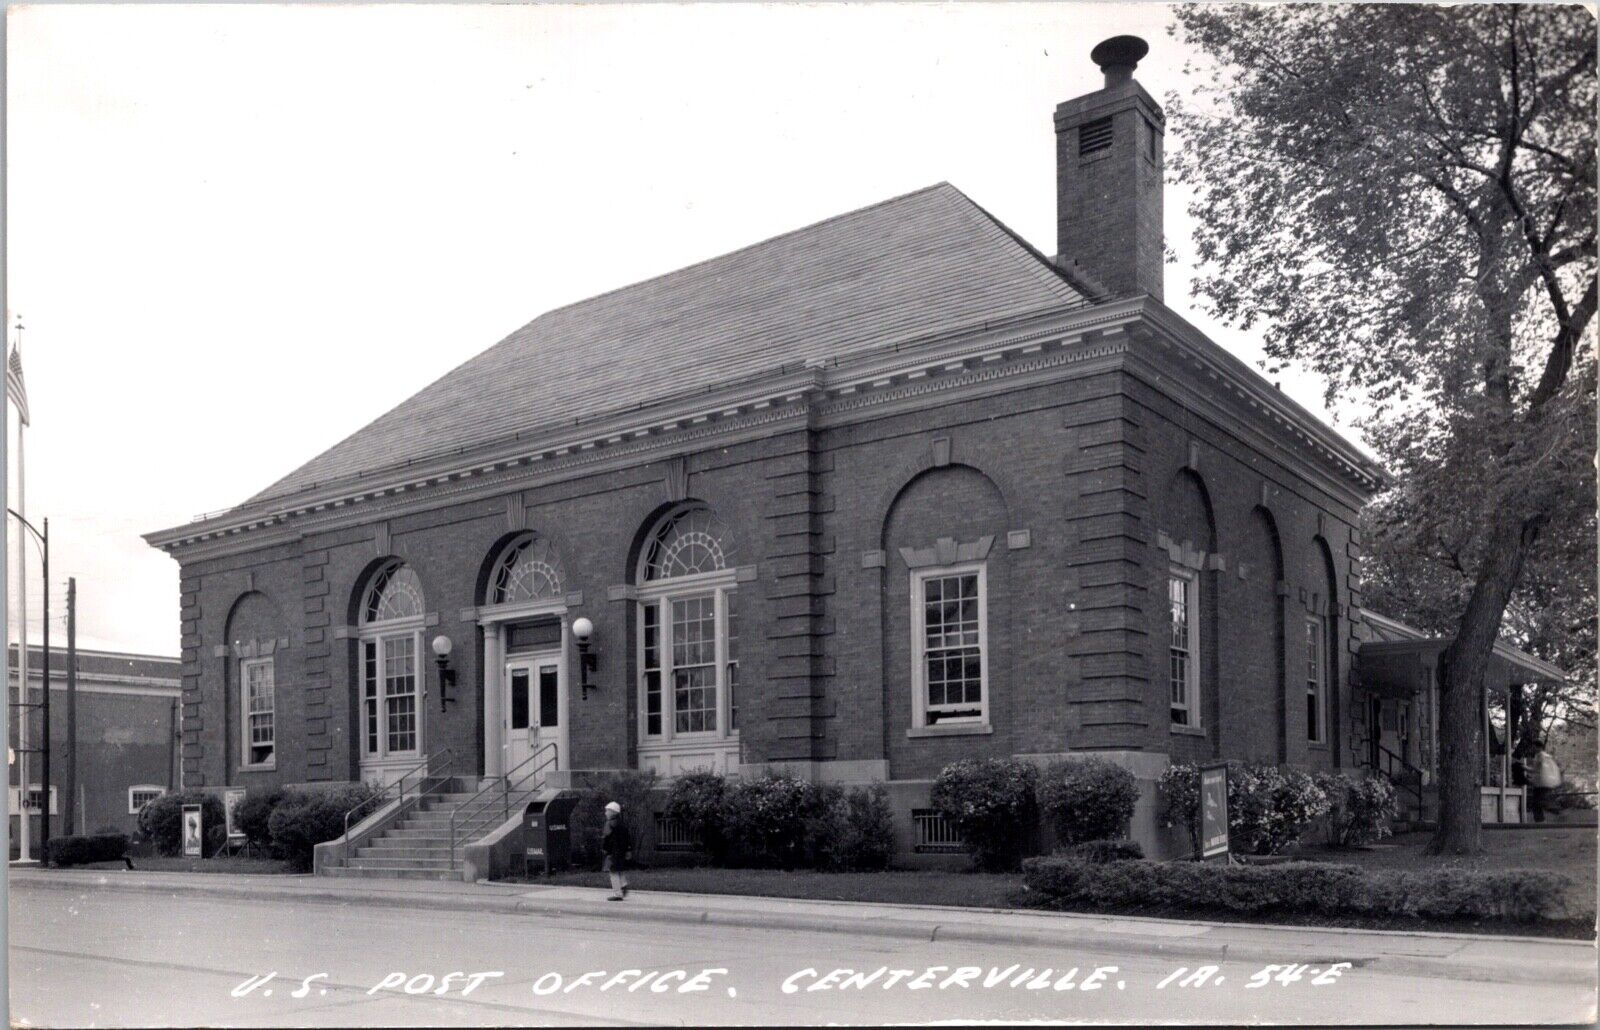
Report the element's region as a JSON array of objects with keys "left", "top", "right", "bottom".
[{"left": 1078, "top": 116, "right": 1114, "bottom": 157}]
